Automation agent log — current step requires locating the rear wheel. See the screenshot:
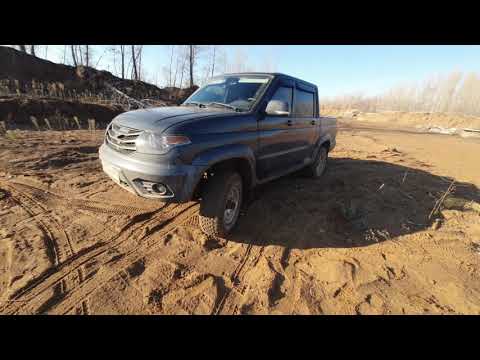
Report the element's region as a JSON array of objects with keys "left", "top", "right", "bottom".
[
  {"left": 198, "top": 171, "right": 243, "bottom": 238},
  {"left": 305, "top": 145, "right": 328, "bottom": 178}
]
